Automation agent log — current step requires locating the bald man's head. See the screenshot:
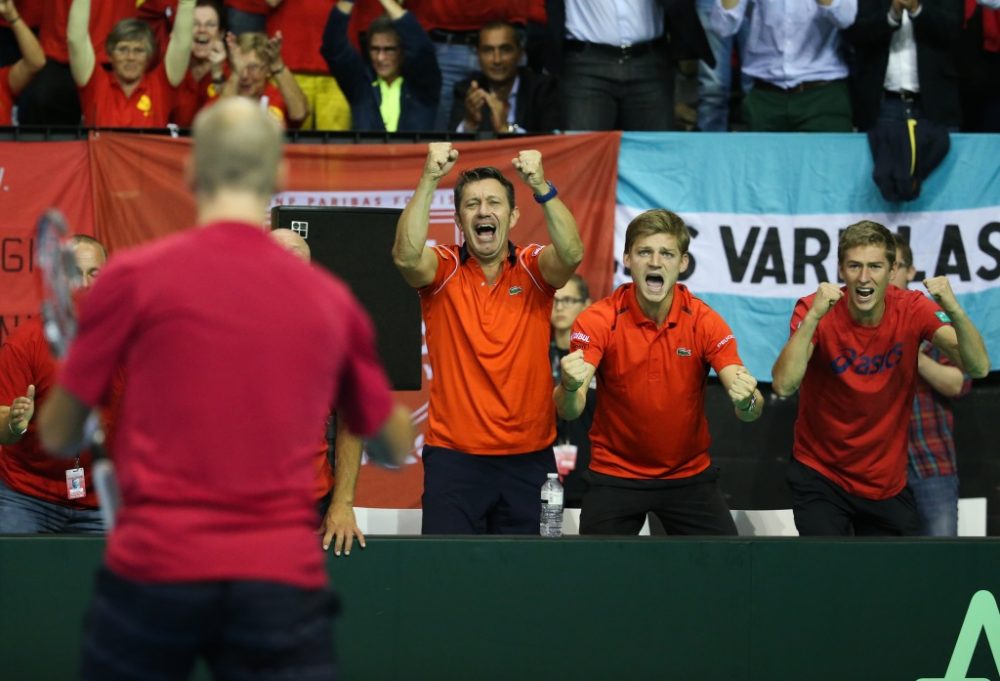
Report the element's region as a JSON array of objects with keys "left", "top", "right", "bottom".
[
  {"left": 192, "top": 97, "right": 284, "bottom": 199},
  {"left": 270, "top": 228, "right": 310, "bottom": 262}
]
